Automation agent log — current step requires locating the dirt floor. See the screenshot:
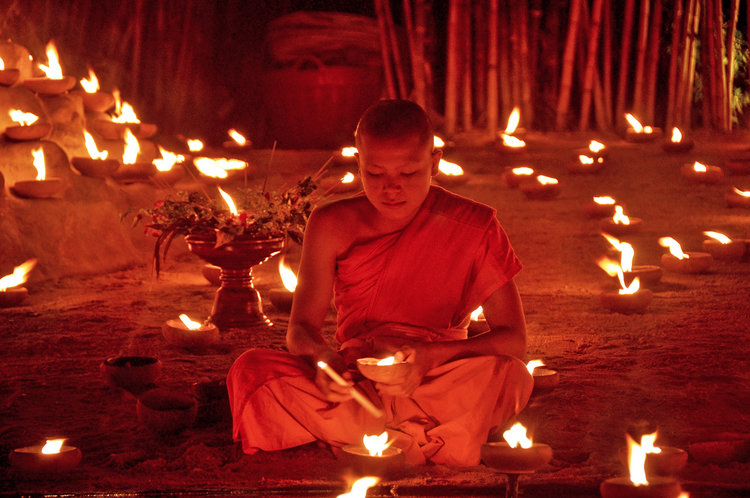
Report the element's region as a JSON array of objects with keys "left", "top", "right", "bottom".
[{"left": 1, "top": 131, "right": 749, "bottom": 497}]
